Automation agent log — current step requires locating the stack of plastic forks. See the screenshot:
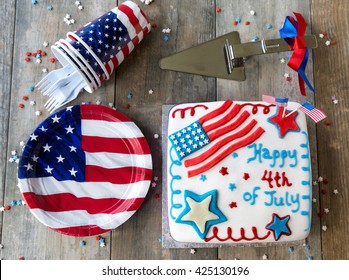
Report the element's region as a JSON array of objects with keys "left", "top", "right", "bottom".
[{"left": 36, "top": 65, "right": 87, "bottom": 112}]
